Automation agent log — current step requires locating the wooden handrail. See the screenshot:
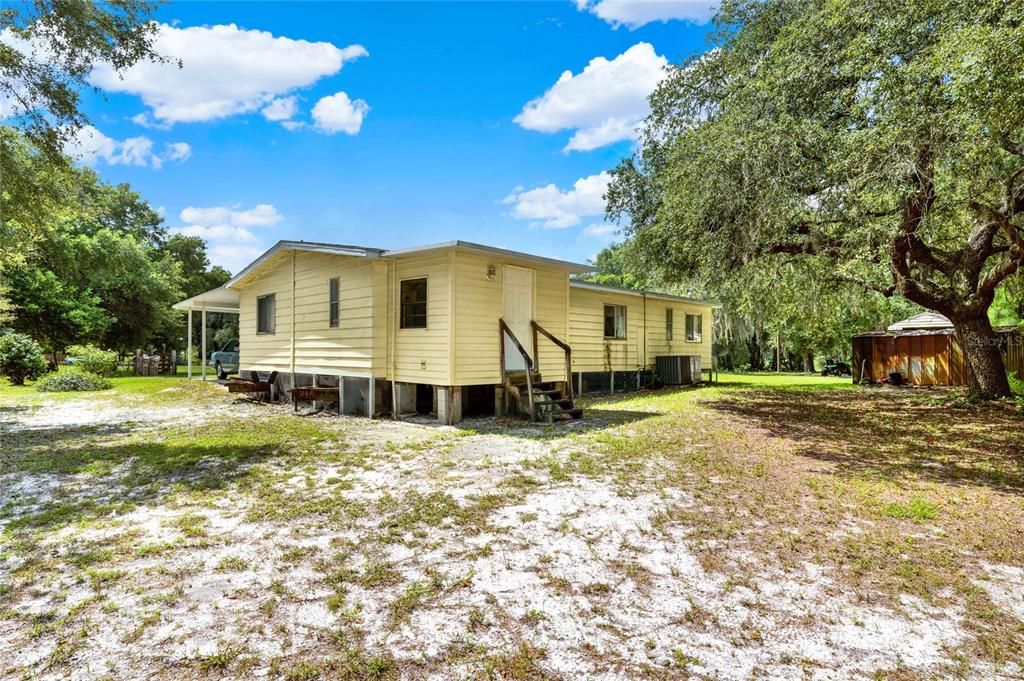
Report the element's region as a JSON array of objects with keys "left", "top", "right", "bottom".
[
  {"left": 530, "top": 320, "right": 574, "bottom": 404},
  {"left": 499, "top": 319, "right": 535, "bottom": 420},
  {"left": 531, "top": 321, "right": 571, "bottom": 353},
  {"left": 499, "top": 319, "right": 534, "bottom": 371}
]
